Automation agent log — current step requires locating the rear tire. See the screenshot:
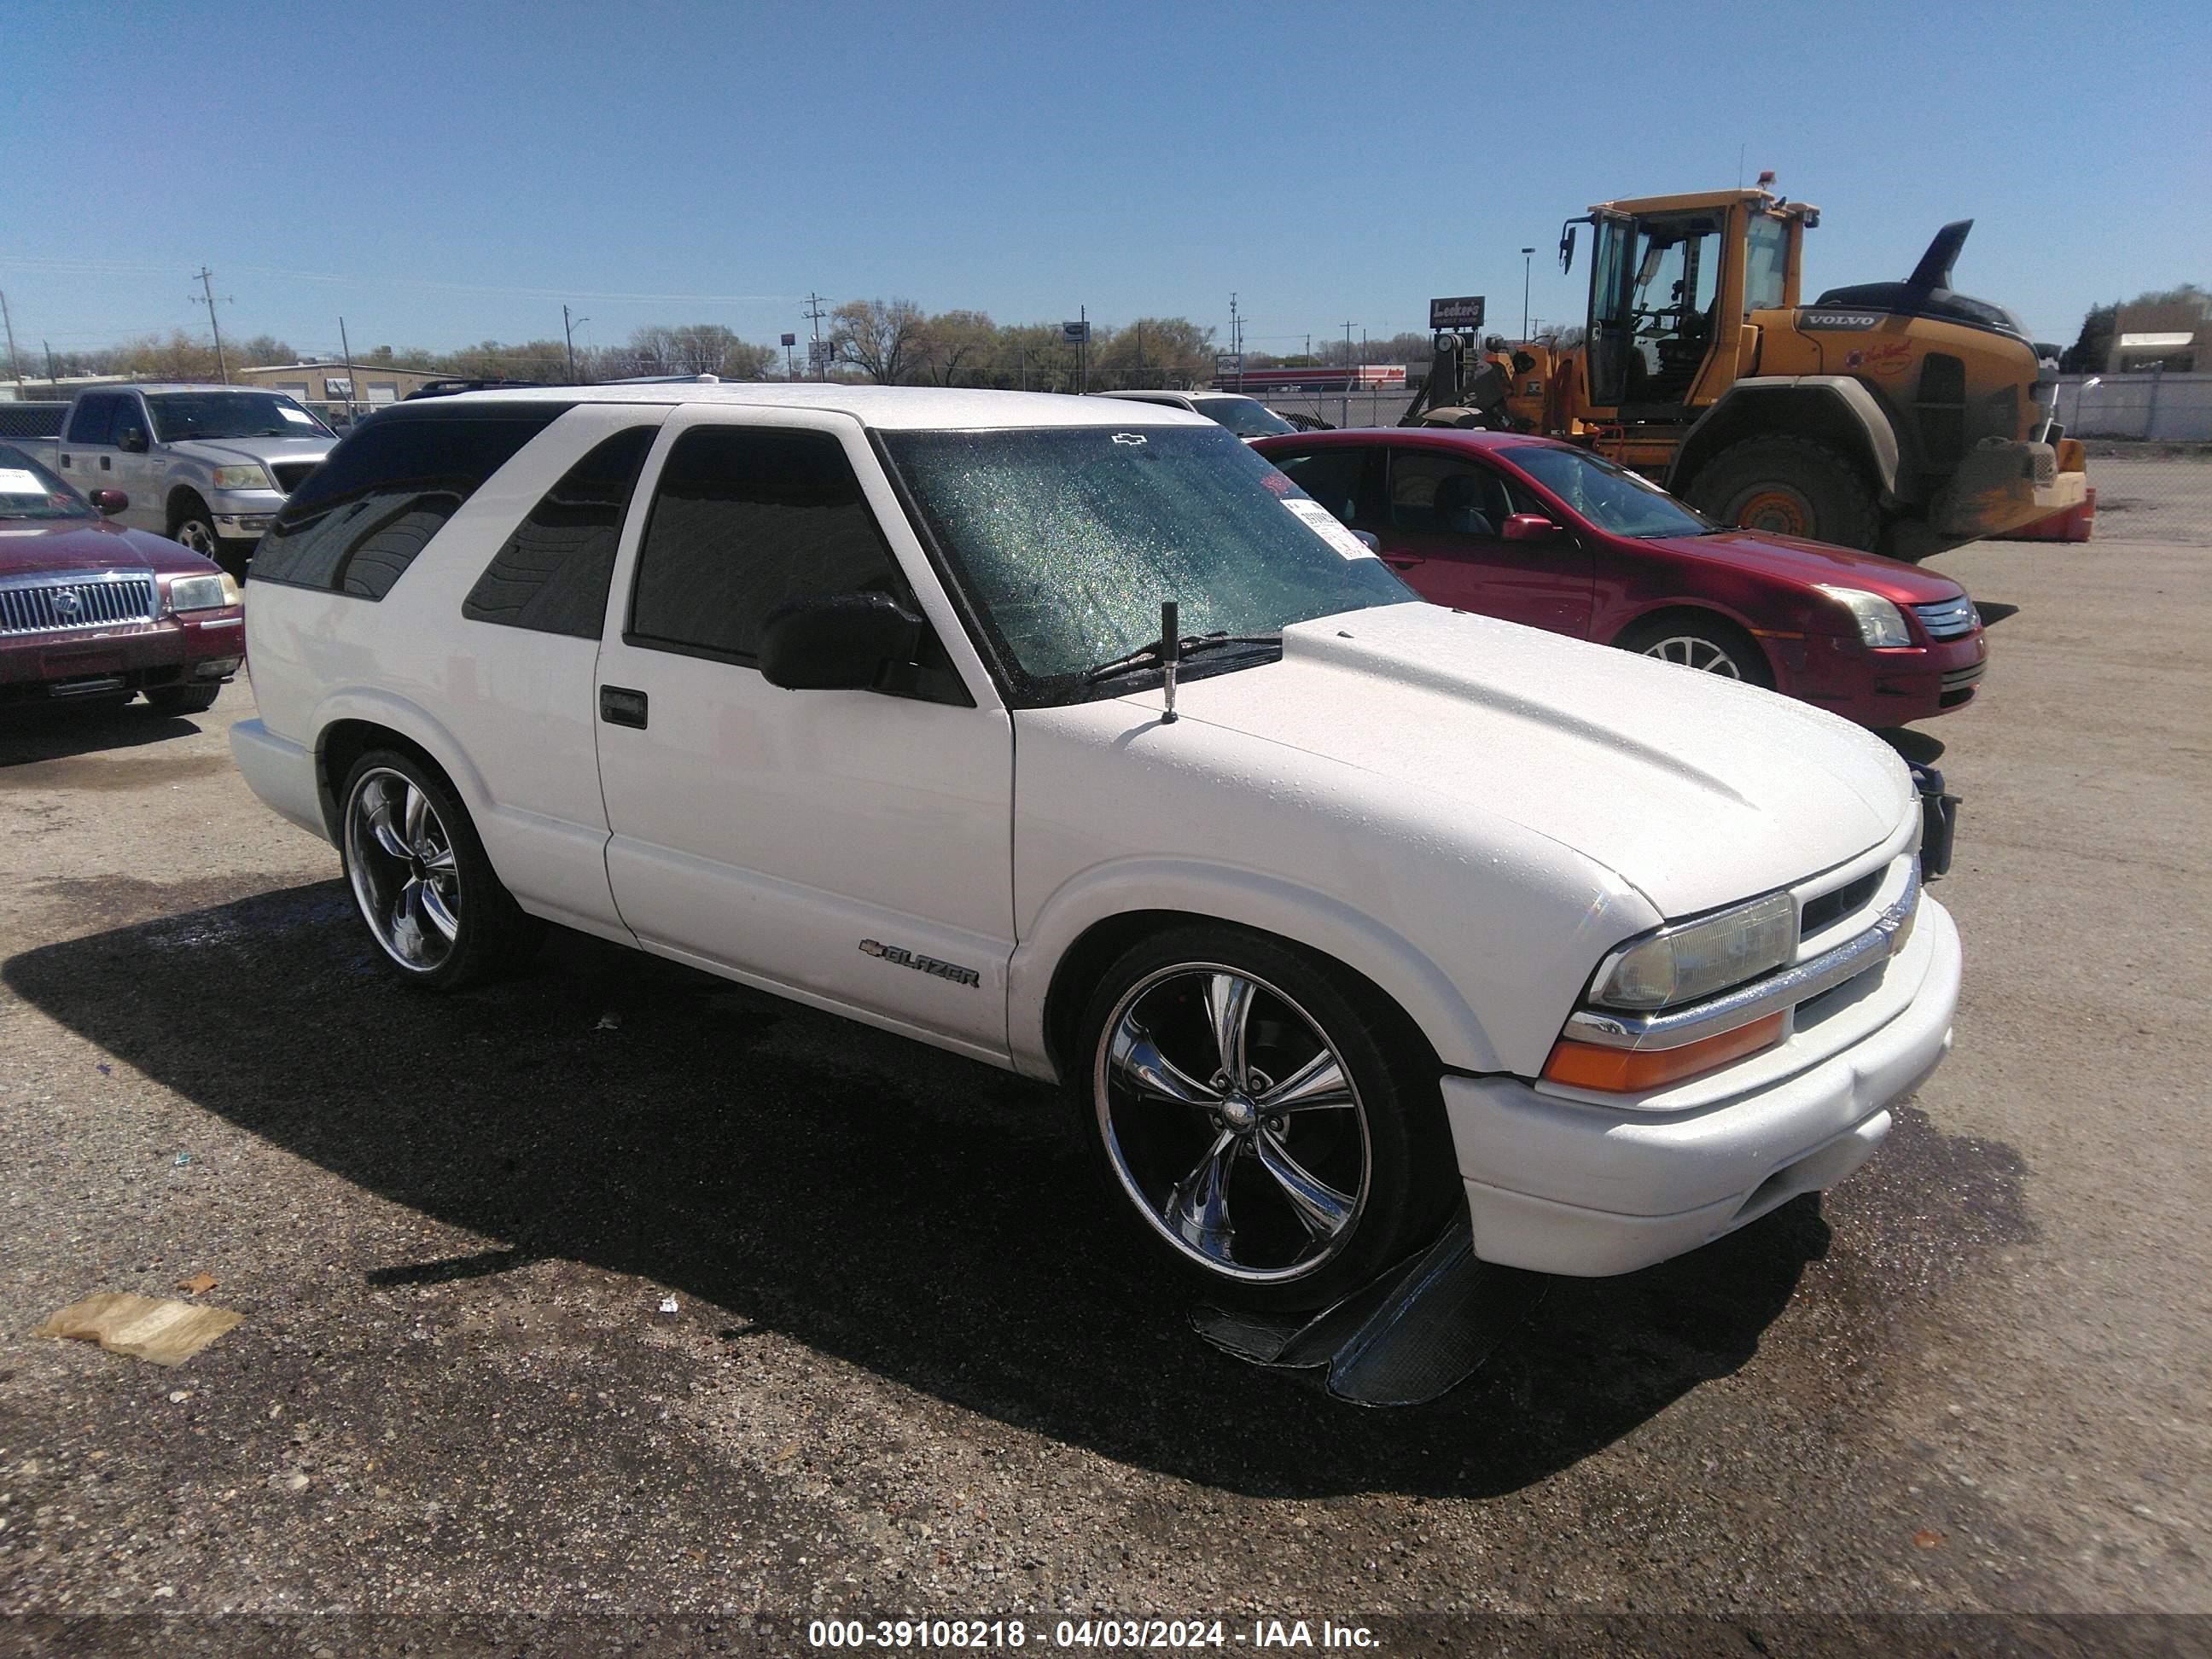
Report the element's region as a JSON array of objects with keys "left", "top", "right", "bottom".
[
  {"left": 1687, "top": 435, "right": 1881, "bottom": 550},
  {"left": 1074, "top": 923, "right": 1460, "bottom": 1314},
  {"left": 338, "top": 749, "right": 544, "bottom": 991}
]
